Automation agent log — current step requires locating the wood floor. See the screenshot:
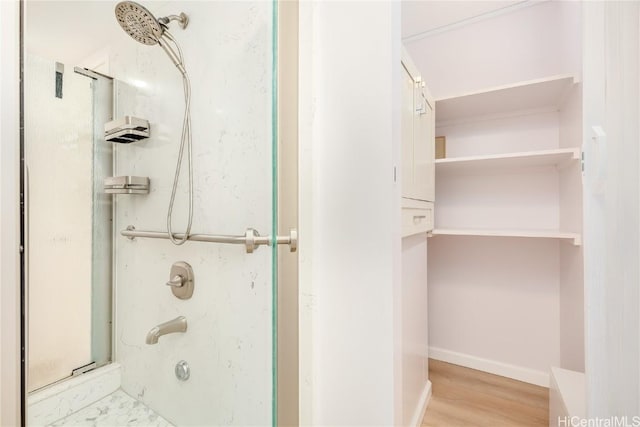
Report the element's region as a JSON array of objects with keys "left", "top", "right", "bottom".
[{"left": 421, "top": 359, "right": 549, "bottom": 427}]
